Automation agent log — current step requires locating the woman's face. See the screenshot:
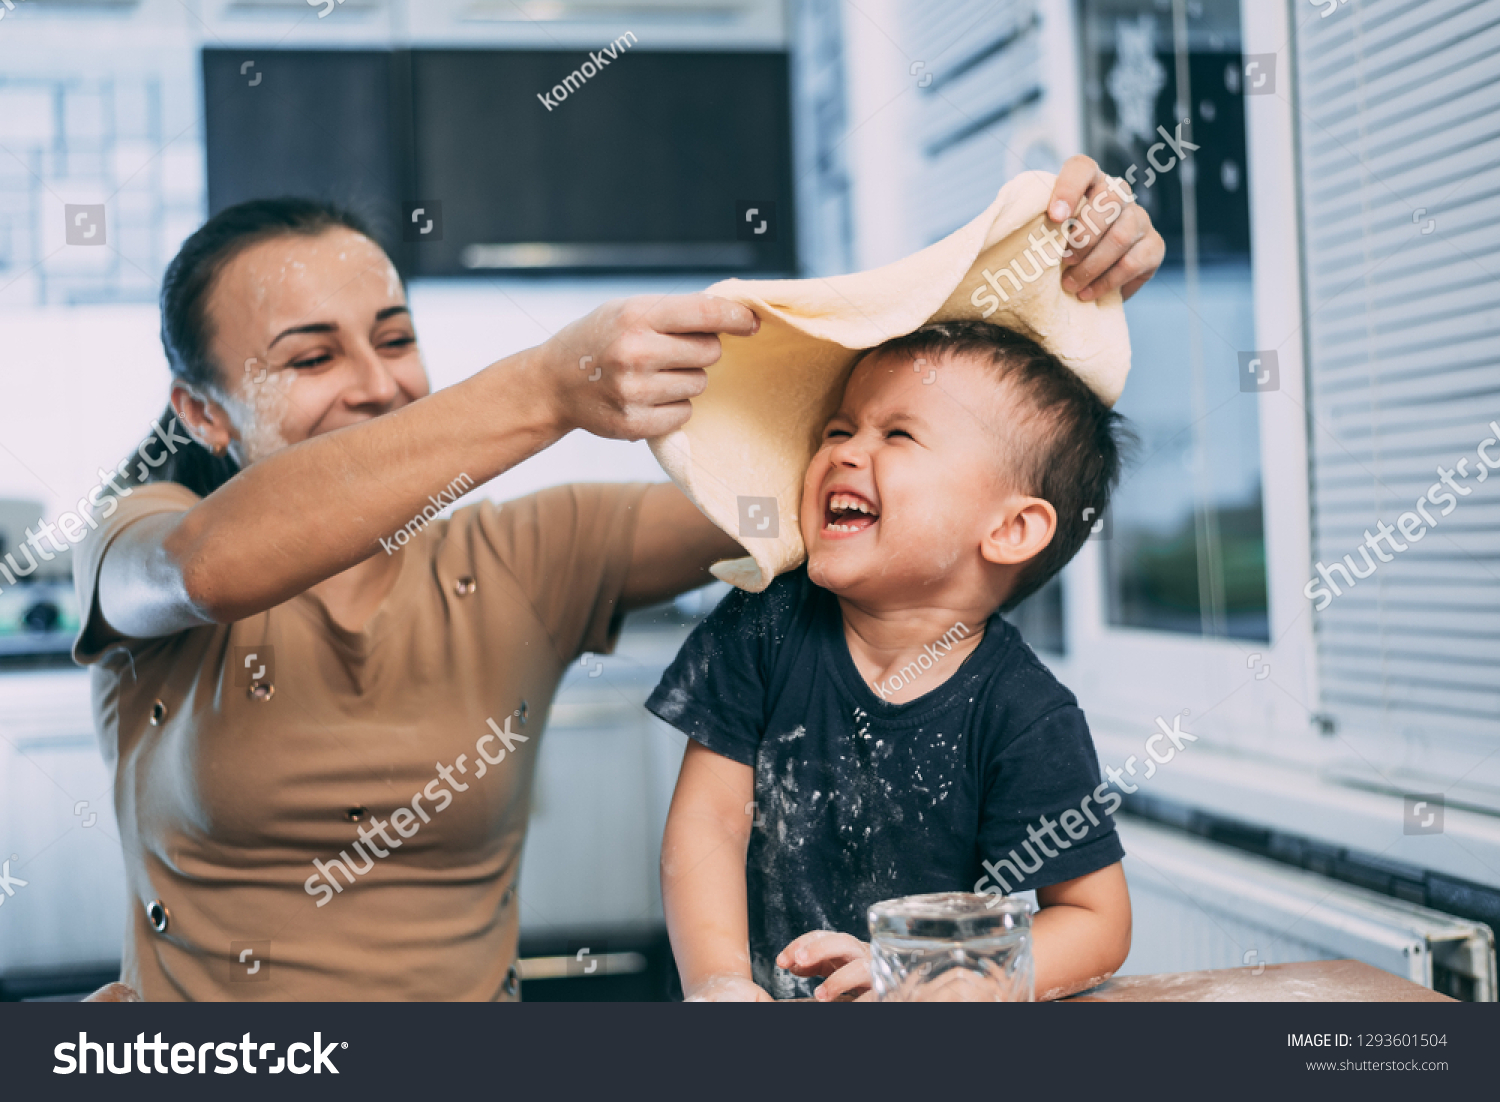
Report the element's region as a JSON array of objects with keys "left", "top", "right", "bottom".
[{"left": 196, "top": 227, "right": 429, "bottom": 465}]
